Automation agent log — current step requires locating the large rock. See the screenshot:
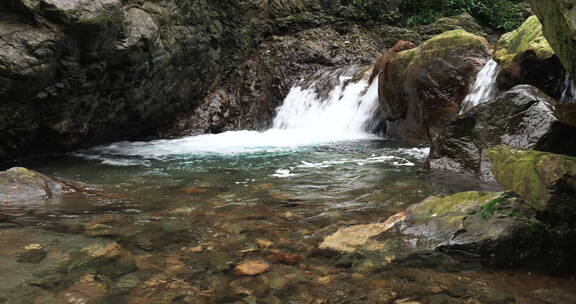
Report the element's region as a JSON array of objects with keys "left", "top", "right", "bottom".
[
  {"left": 379, "top": 29, "right": 491, "bottom": 142},
  {"left": 530, "top": 0, "right": 576, "bottom": 79},
  {"left": 0, "top": 167, "right": 76, "bottom": 203},
  {"left": 486, "top": 146, "right": 576, "bottom": 221},
  {"left": 429, "top": 85, "right": 576, "bottom": 180},
  {"left": 493, "top": 16, "right": 564, "bottom": 99}
]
